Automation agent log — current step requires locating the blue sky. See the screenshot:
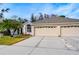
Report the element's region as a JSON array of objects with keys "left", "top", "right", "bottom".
[{"left": 0, "top": 3, "right": 79, "bottom": 20}]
